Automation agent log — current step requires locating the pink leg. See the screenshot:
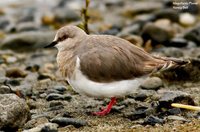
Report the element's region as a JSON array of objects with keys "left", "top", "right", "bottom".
[{"left": 92, "top": 97, "right": 116, "bottom": 116}]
